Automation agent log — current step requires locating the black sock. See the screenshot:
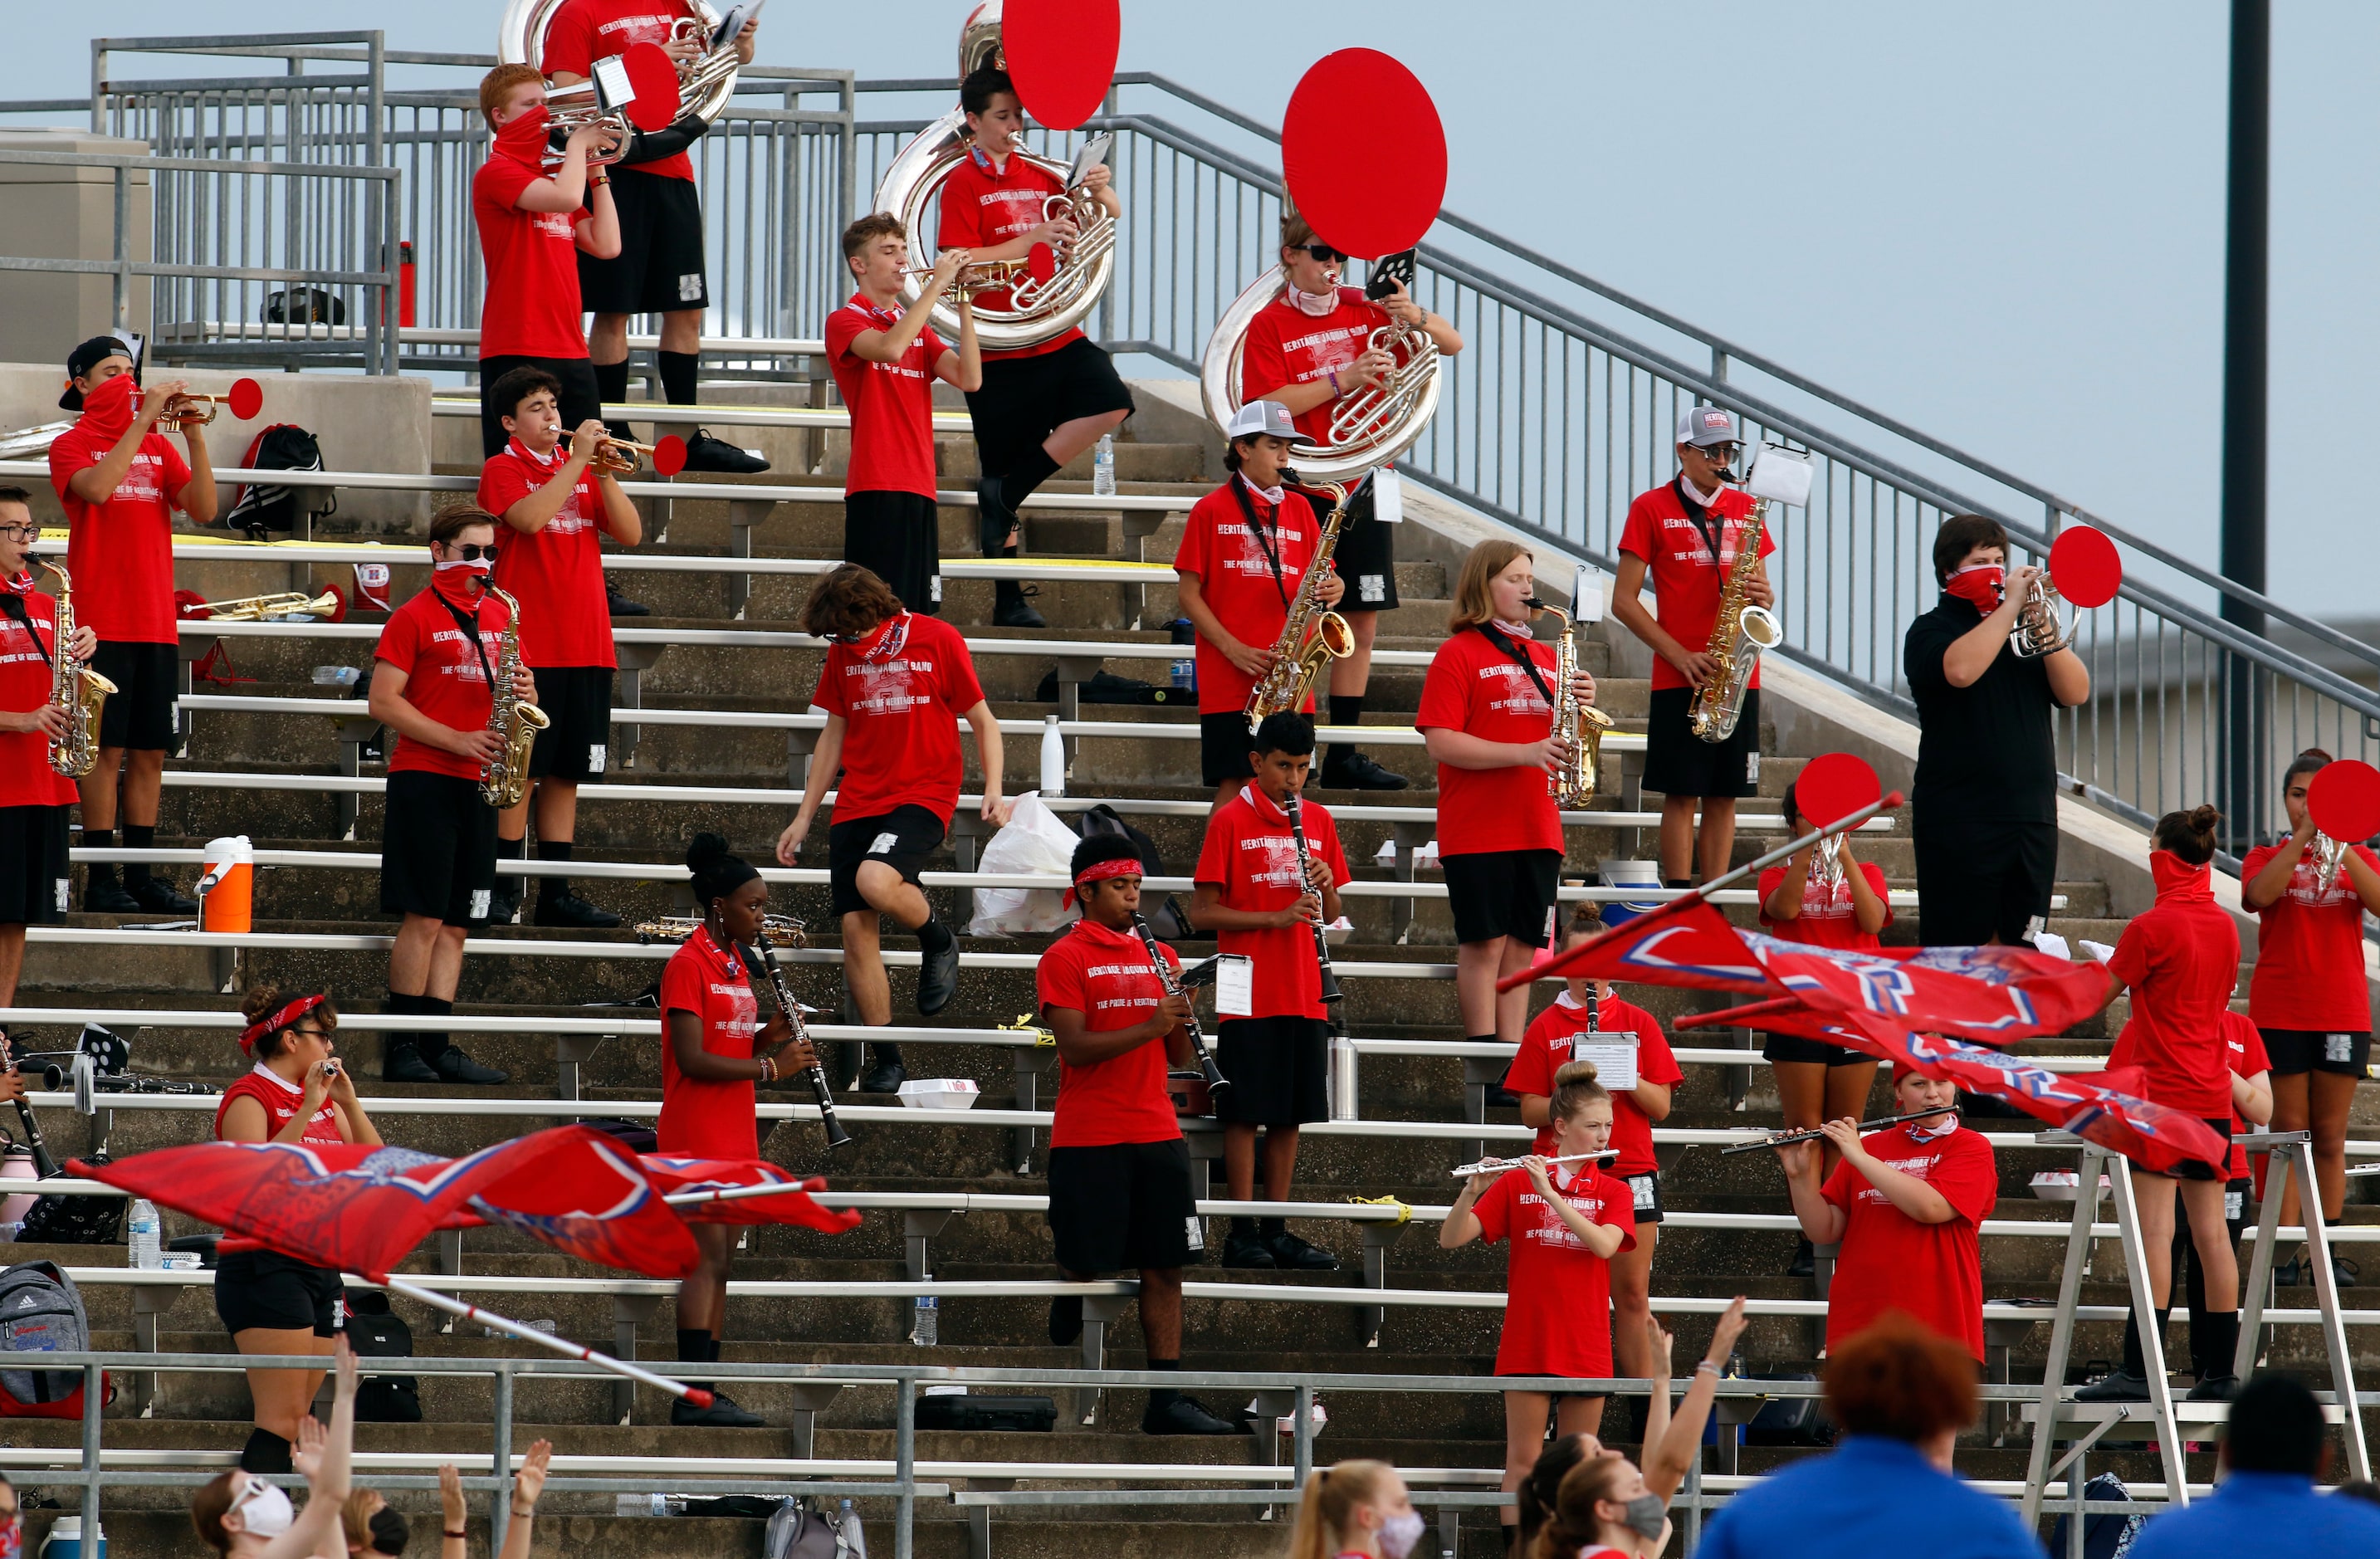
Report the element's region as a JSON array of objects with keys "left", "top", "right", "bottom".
[
  {"left": 2197, "top": 1311, "right": 2241, "bottom": 1380},
  {"left": 658, "top": 350, "right": 699, "bottom": 407},
  {"left": 85, "top": 828, "right": 117, "bottom": 889},
  {"left": 2120, "top": 1306, "right": 2173, "bottom": 1378},
  {"left": 872, "top": 1042, "right": 903, "bottom": 1068},
  {"left": 999, "top": 444, "right": 1063, "bottom": 511},
  {"left": 415, "top": 995, "right": 454, "bottom": 1063},
  {"left": 674, "top": 1327, "right": 711, "bottom": 1396},
  {"left": 536, "top": 838, "right": 573, "bottom": 902},
  {"left": 1230, "top": 1217, "right": 1258, "bottom": 1243},
  {"left": 1664, "top": 877, "right": 1693, "bottom": 891},
  {"left": 1048, "top": 1294, "right": 1083, "bottom": 1346},
  {"left": 1259, "top": 1215, "right": 1285, "bottom": 1240},
  {"left": 1329, "top": 693, "right": 1366, "bottom": 730},
  {"left": 917, "top": 916, "right": 953, "bottom": 952},
  {"left": 385, "top": 990, "right": 425, "bottom": 1063},
  {"left": 239, "top": 1426, "right": 292, "bottom": 1474},
  {"left": 594, "top": 358, "right": 631, "bottom": 406},
  {"left": 122, "top": 822, "right": 156, "bottom": 887},
  {"left": 496, "top": 836, "right": 525, "bottom": 899},
  {"left": 1146, "top": 1356, "right": 1180, "bottom": 1410}
]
